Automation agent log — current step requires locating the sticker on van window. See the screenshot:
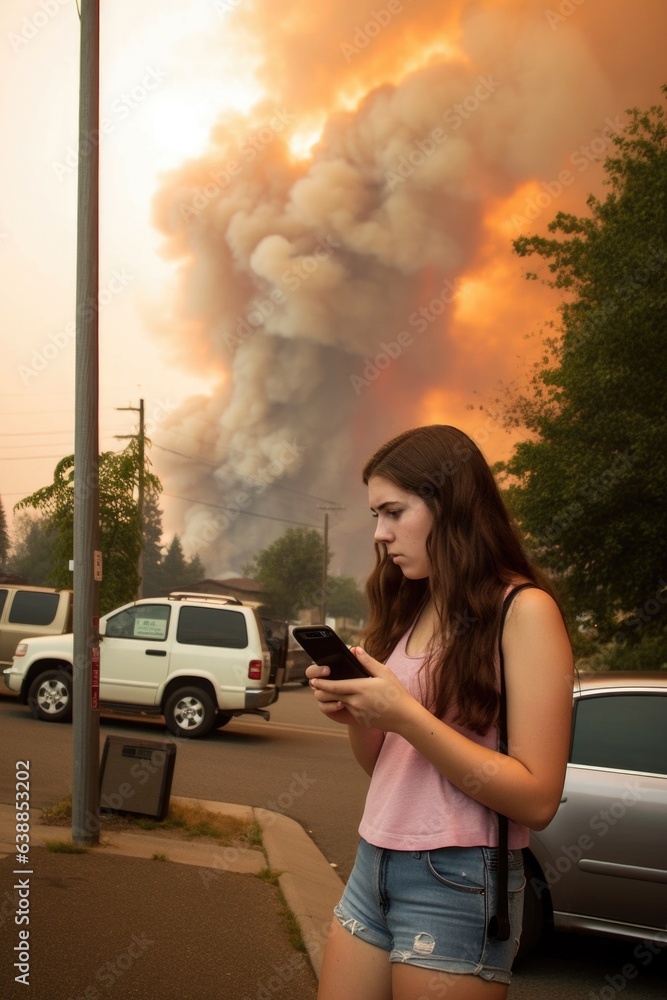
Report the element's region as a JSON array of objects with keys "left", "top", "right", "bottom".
[{"left": 134, "top": 618, "right": 167, "bottom": 640}]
